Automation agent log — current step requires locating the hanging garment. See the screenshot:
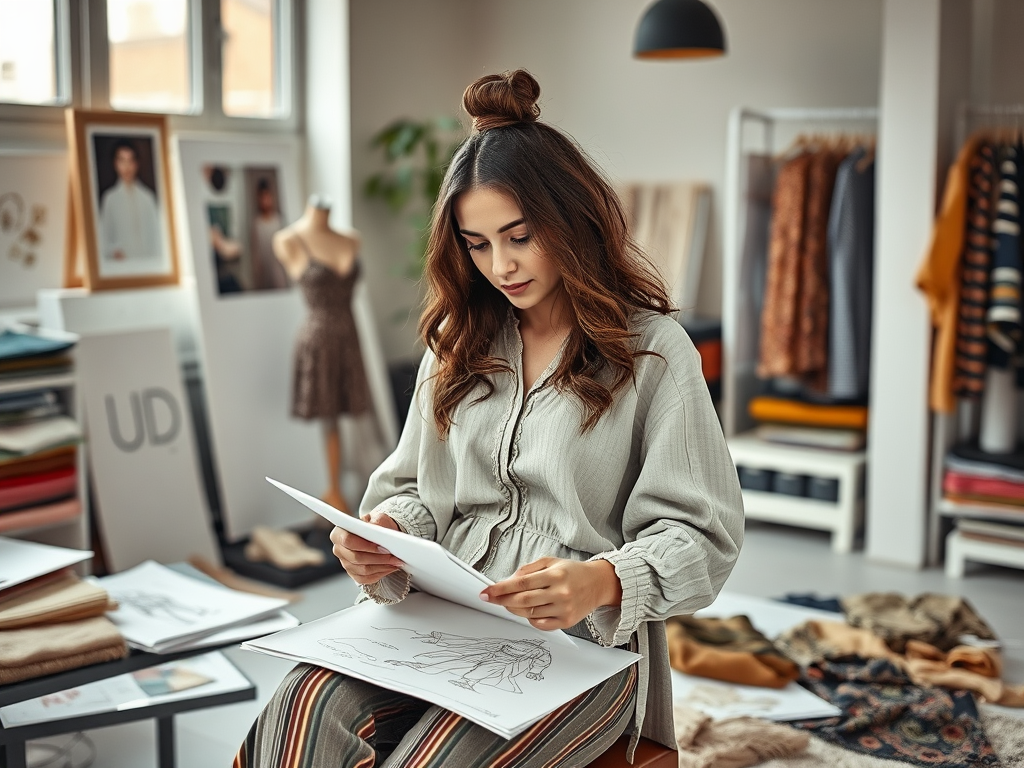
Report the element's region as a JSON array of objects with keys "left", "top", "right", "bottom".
[
  {"left": 735, "top": 154, "right": 775, "bottom": 367},
  {"left": 796, "top": 149, "right": 842, "bottom": 391},
  {"left": 953, "top": 142, "right": 997, "bottom": 398},
  {"left": 759, "top": 153, "right": 811, "bottom": 379},
  {"left": 988, "top": 142, "right": 1024, "bottom": 369},
  {"left": 828, "top": 147, "right": 876, "bottom": 401},
  {"left": 789, "top": 657, "right": 1000, "bottom": 768},
  {"left": 917, "top": 135, "right": 984, "bottom": 413}
]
